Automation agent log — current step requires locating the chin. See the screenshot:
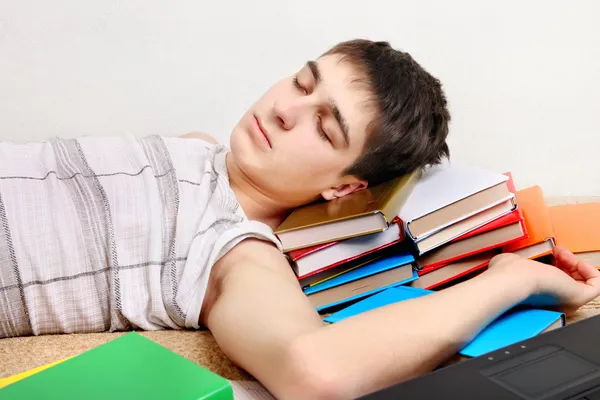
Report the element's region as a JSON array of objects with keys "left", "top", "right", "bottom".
[
  {"left": 229, "top": 128, "right": 264, "bottom": 176},
  {"left": 230, "top": 126, "right": 254, "bottom": 162}
]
